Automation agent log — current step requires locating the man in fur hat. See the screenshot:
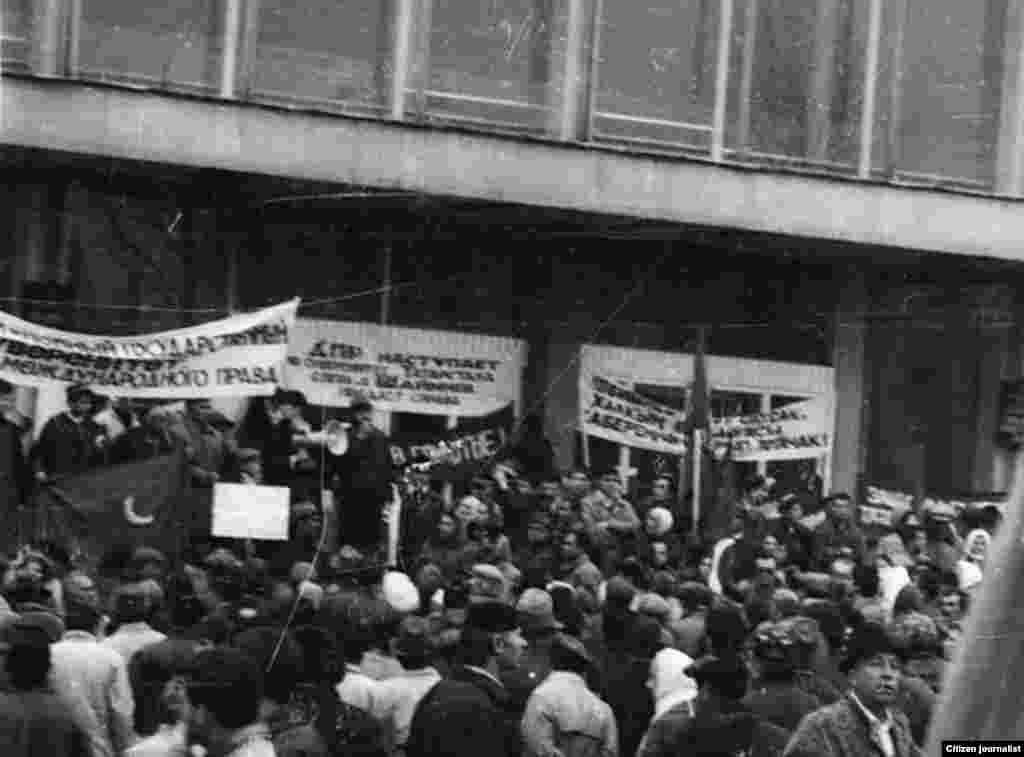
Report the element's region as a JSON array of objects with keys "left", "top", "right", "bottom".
[{"left": 784, "top": 623, "right": 921, "bottom": 757}]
